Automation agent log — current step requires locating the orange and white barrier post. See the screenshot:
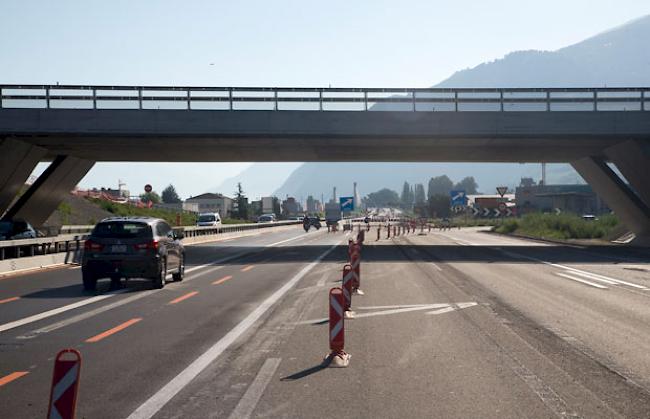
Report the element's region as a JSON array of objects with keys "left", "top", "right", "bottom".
[
  {"left": 350, "top": 250, "right": 364, "bottom": 295},
  {"left": 342, "top": 265, "right": 355, "bottom": 318},
  {"left": 326, "top": 287, "right": 350, "bottom": 367},
  {"left": 47, "top": 349, "right": 82, "bottom": 419}
]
